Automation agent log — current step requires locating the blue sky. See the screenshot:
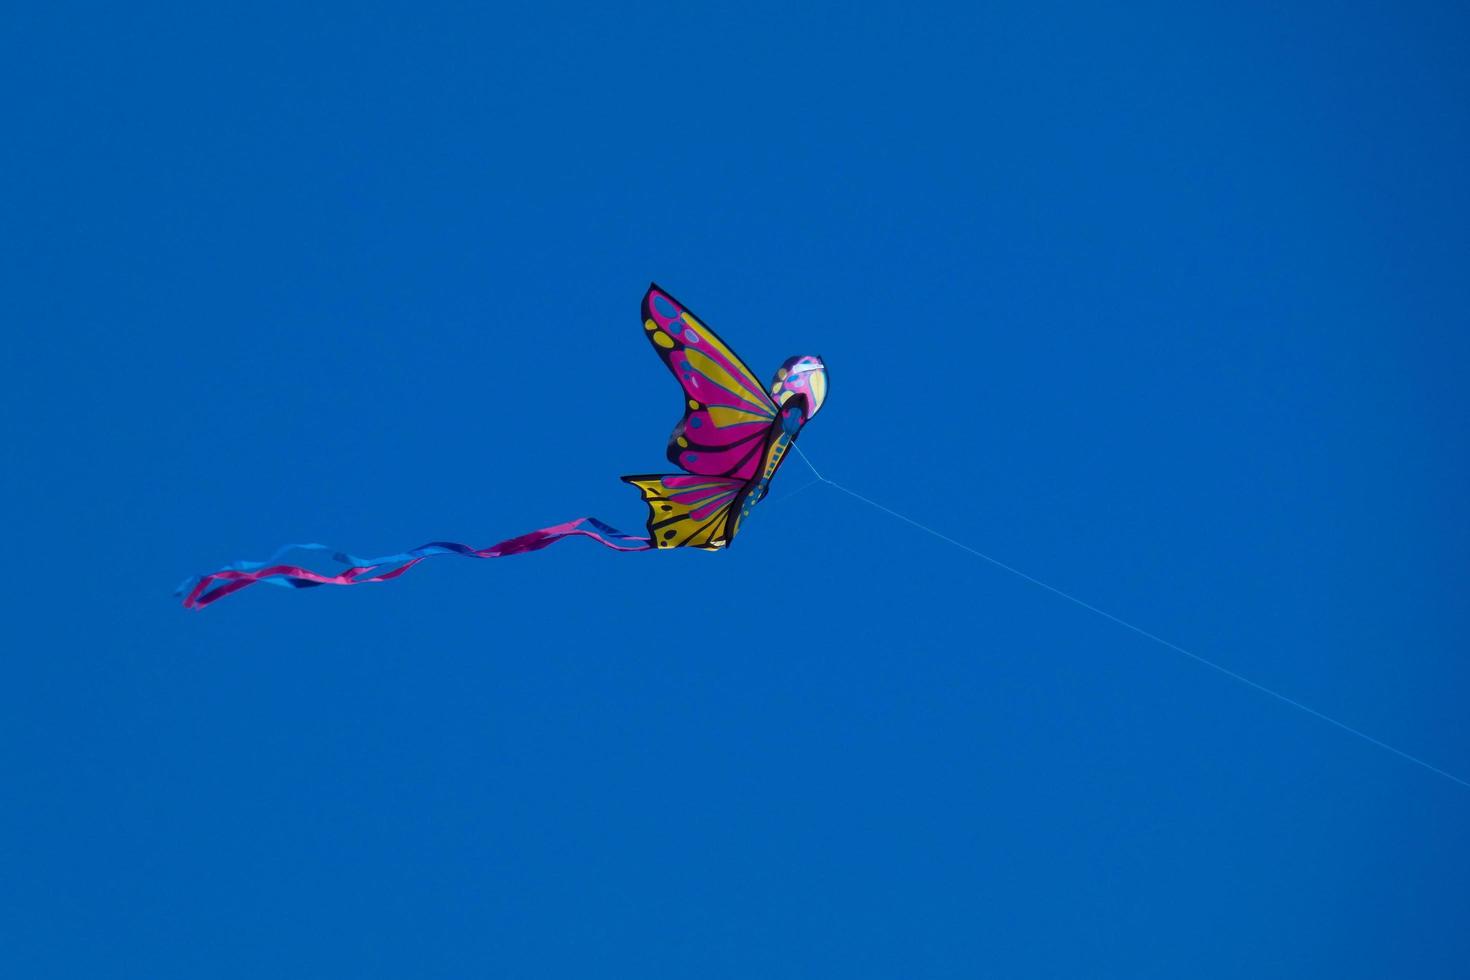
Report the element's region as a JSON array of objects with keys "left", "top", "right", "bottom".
[{"left": 5, "top": 1, "right": 1469, "bottom": 976}]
